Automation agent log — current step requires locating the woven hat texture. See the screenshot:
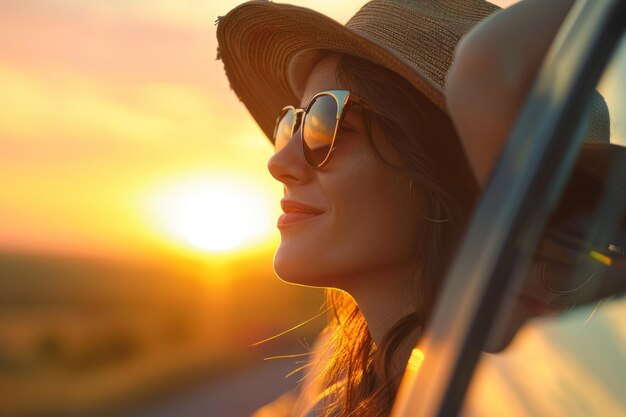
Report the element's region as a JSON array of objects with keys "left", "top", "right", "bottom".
[
  {"left": 573, "top": 92, "right": 626, "bottom": 192},
  {"left": 216, "top": 0, "right": 499, "bottom": 141}
]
